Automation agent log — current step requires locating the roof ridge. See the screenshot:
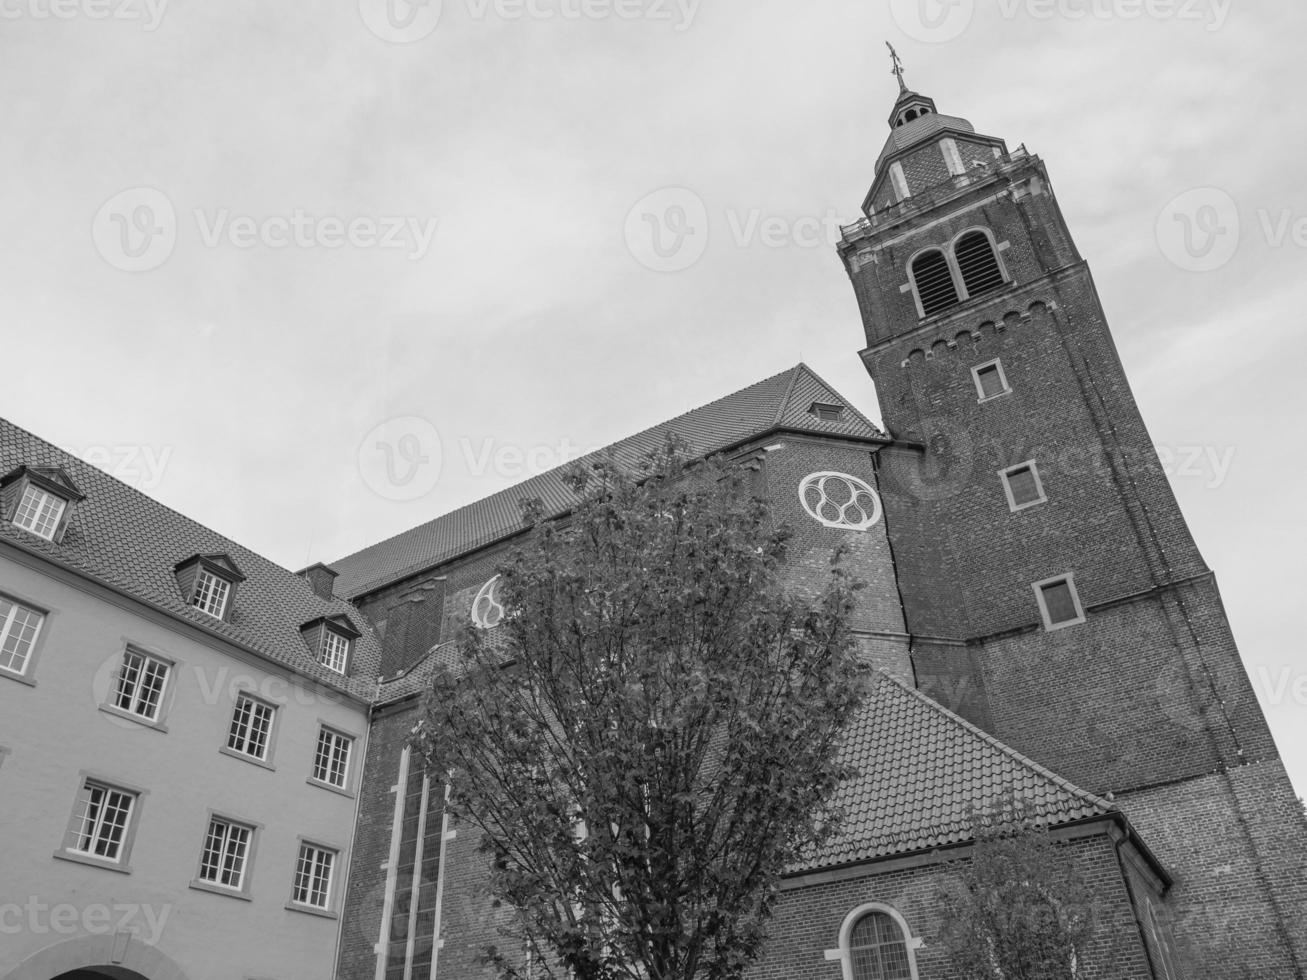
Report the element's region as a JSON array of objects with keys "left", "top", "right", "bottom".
[
  {"left": 770, "top": 364, "right": 804, "bottom": 428},
  {"left": 331, "top": 363, "right": 814, "bottom": 576},
  {"left": 881, "top": 673, "right": 1114, "bottom": 815},
  {"left": 0, "top": 415, "right": 306, "bottom": 580}
]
